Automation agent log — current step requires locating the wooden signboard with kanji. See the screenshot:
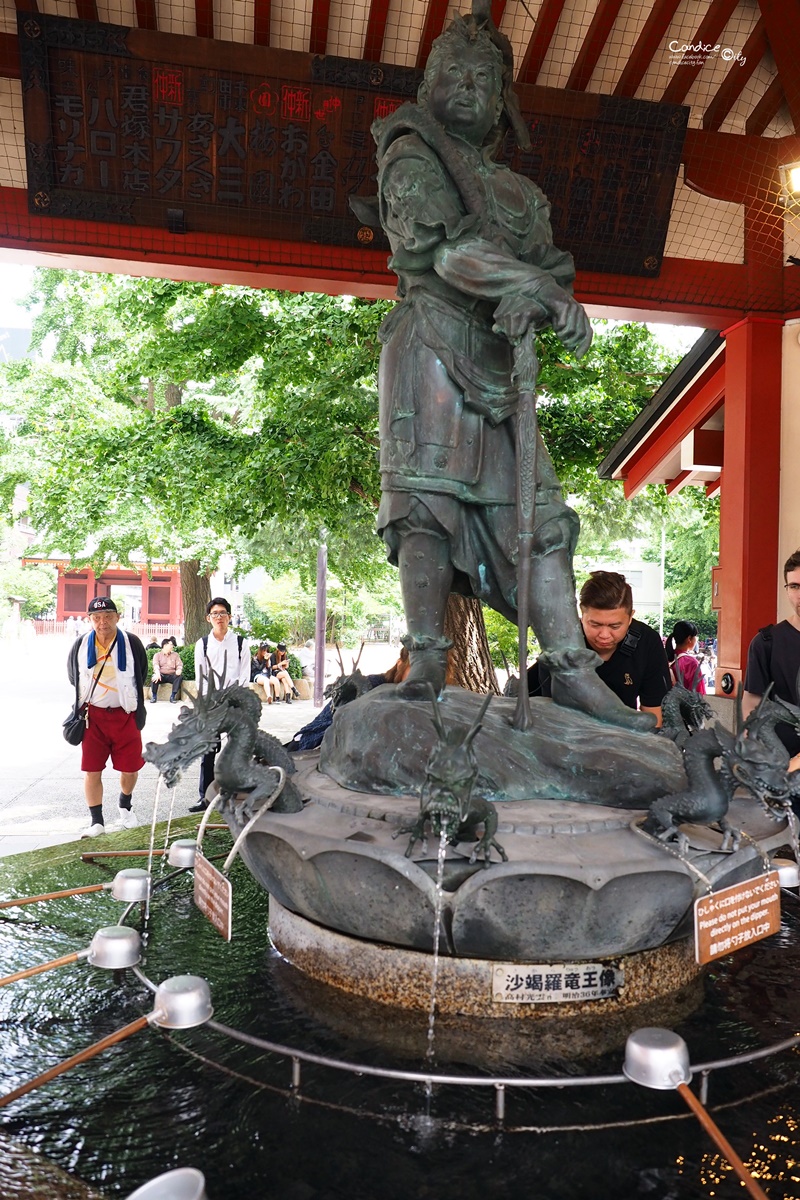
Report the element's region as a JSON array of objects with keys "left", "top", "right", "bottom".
[{"left": 18, "top": 13, "right": 687, "bottom": 276}]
